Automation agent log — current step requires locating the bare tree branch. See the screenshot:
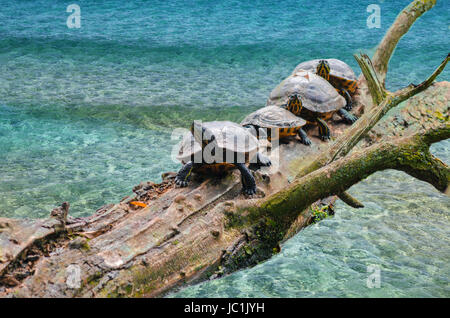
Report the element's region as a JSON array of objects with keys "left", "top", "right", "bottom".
[
  {"left": 337, "top": 191, "right": 365, "bottom": 208},
  {"left": 371, "top": 0, "right": 437, "bottom": 84},
  {"left": 395, "top": 53, "right": 449, "bottom": 102}
]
